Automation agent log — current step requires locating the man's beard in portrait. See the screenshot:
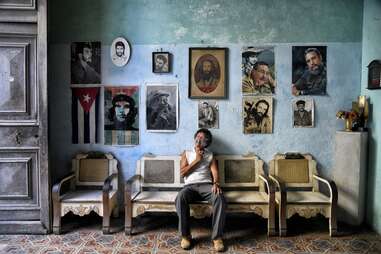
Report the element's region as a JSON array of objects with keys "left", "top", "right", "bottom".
[
  {"left": 201, "top": 71, "right": 213, "bottom": 81},
  {"left": 309, "top": 64, "right": 323, "bottom": 75},
  {"left": 253, "top": 110, "right": 265, "bottom": 125}
]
